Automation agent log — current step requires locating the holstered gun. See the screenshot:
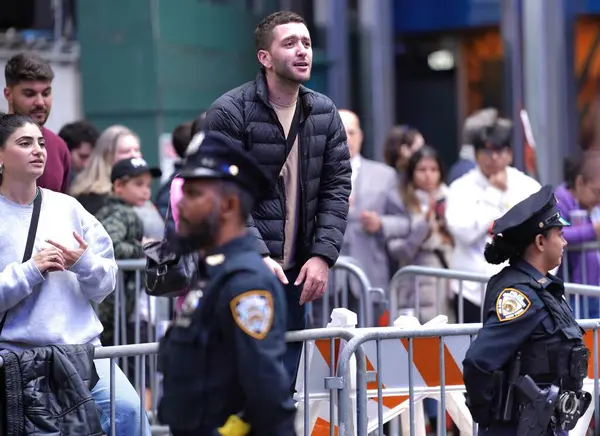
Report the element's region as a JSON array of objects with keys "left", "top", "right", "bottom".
[{"left": 515, "top": 375, "right": 559, "bottom": 436}]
